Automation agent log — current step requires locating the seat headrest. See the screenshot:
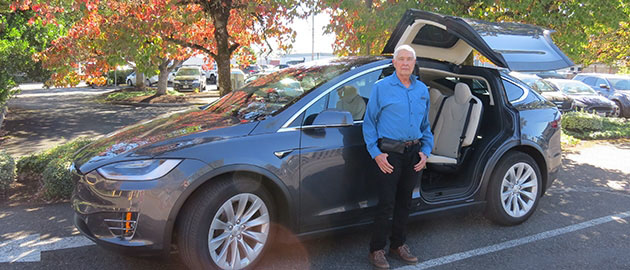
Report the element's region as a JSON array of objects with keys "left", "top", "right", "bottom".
[
  {"left": 429, "top": 88, "right": 443, "bottom": 104},
  {"left": 454, "top": 83, "right": 472, "bottom": 104}
]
